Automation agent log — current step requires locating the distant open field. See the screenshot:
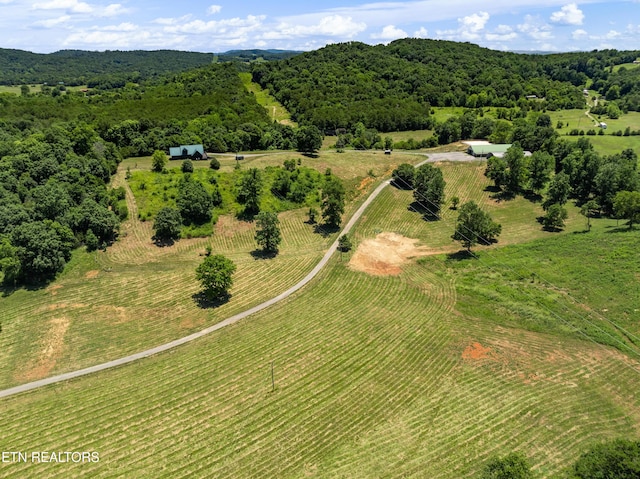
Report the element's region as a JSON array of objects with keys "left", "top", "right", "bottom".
[
  {"left": 0, "top": 84, "right": 88, "bottom": 95},
  {"left": 545, "top": 109, "right": 640, "bottom": 154},
  {"left": 0, "top": 158, "right": 638, "bottom": 477}
]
